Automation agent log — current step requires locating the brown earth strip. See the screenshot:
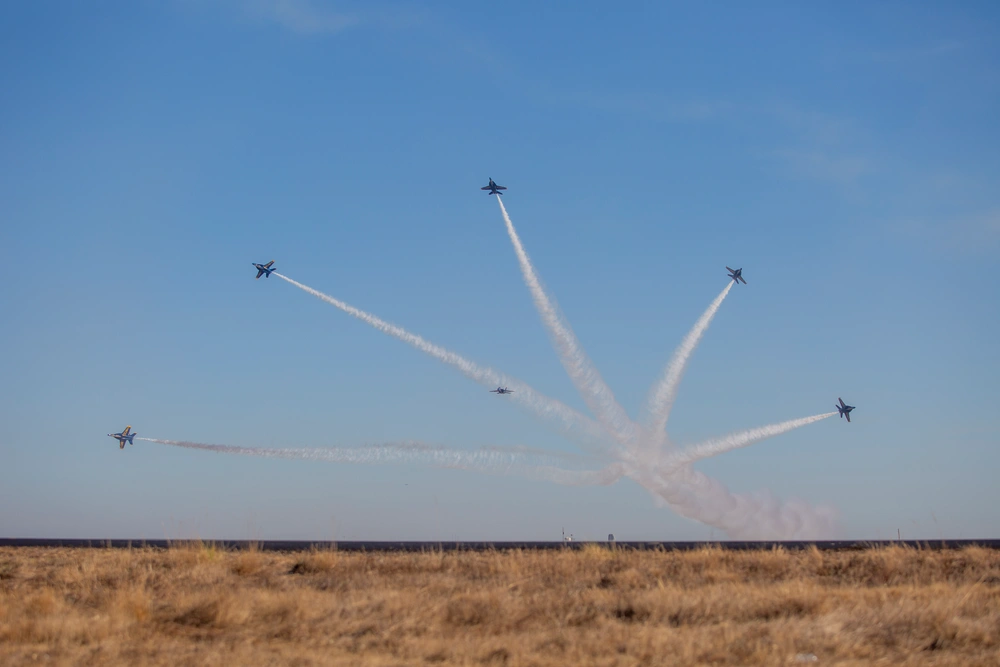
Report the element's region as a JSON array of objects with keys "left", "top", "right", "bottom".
[{"left": 1, "top": 544, "right": 998, "bottom": 665}]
